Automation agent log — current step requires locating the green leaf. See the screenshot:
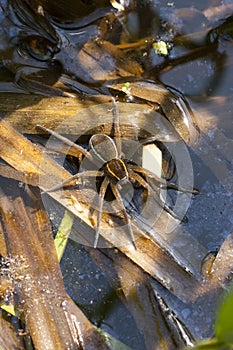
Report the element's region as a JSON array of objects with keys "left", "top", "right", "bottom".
[
  {"left": 186, "top": 338, "right": 228, "bottom": 350},
  {"left": 215, "top": 288, "right": 233, "bottom": 345},
  {"left": 54, "top": 210, "right": 74, "bottom": 261}
]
